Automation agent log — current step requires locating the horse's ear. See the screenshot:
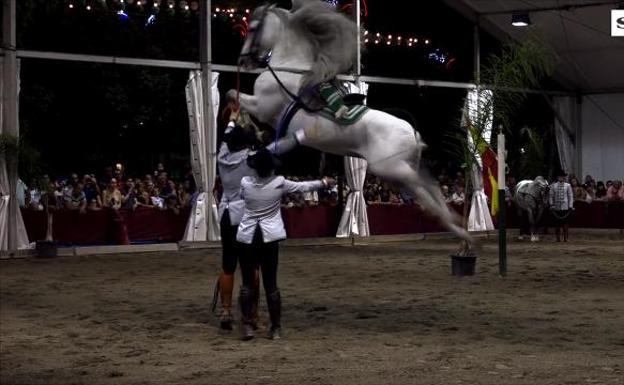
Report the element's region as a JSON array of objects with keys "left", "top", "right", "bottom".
[{"left": 291, "top": 0, "right": 304, "bottom": 11}]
